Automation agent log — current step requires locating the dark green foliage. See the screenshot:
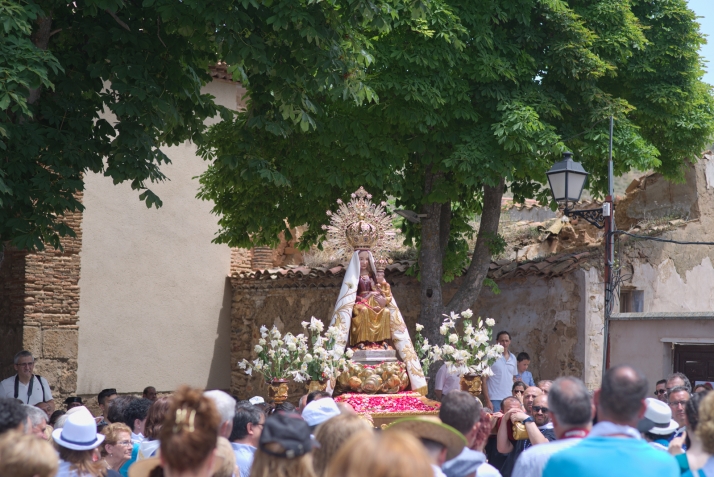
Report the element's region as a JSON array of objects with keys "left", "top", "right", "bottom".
[
  {"left": 198, "top": 0, "right": 714, "bottom": 284},
  {"left": 1, "top": 0, "right": 415, "bottom": 249}
]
